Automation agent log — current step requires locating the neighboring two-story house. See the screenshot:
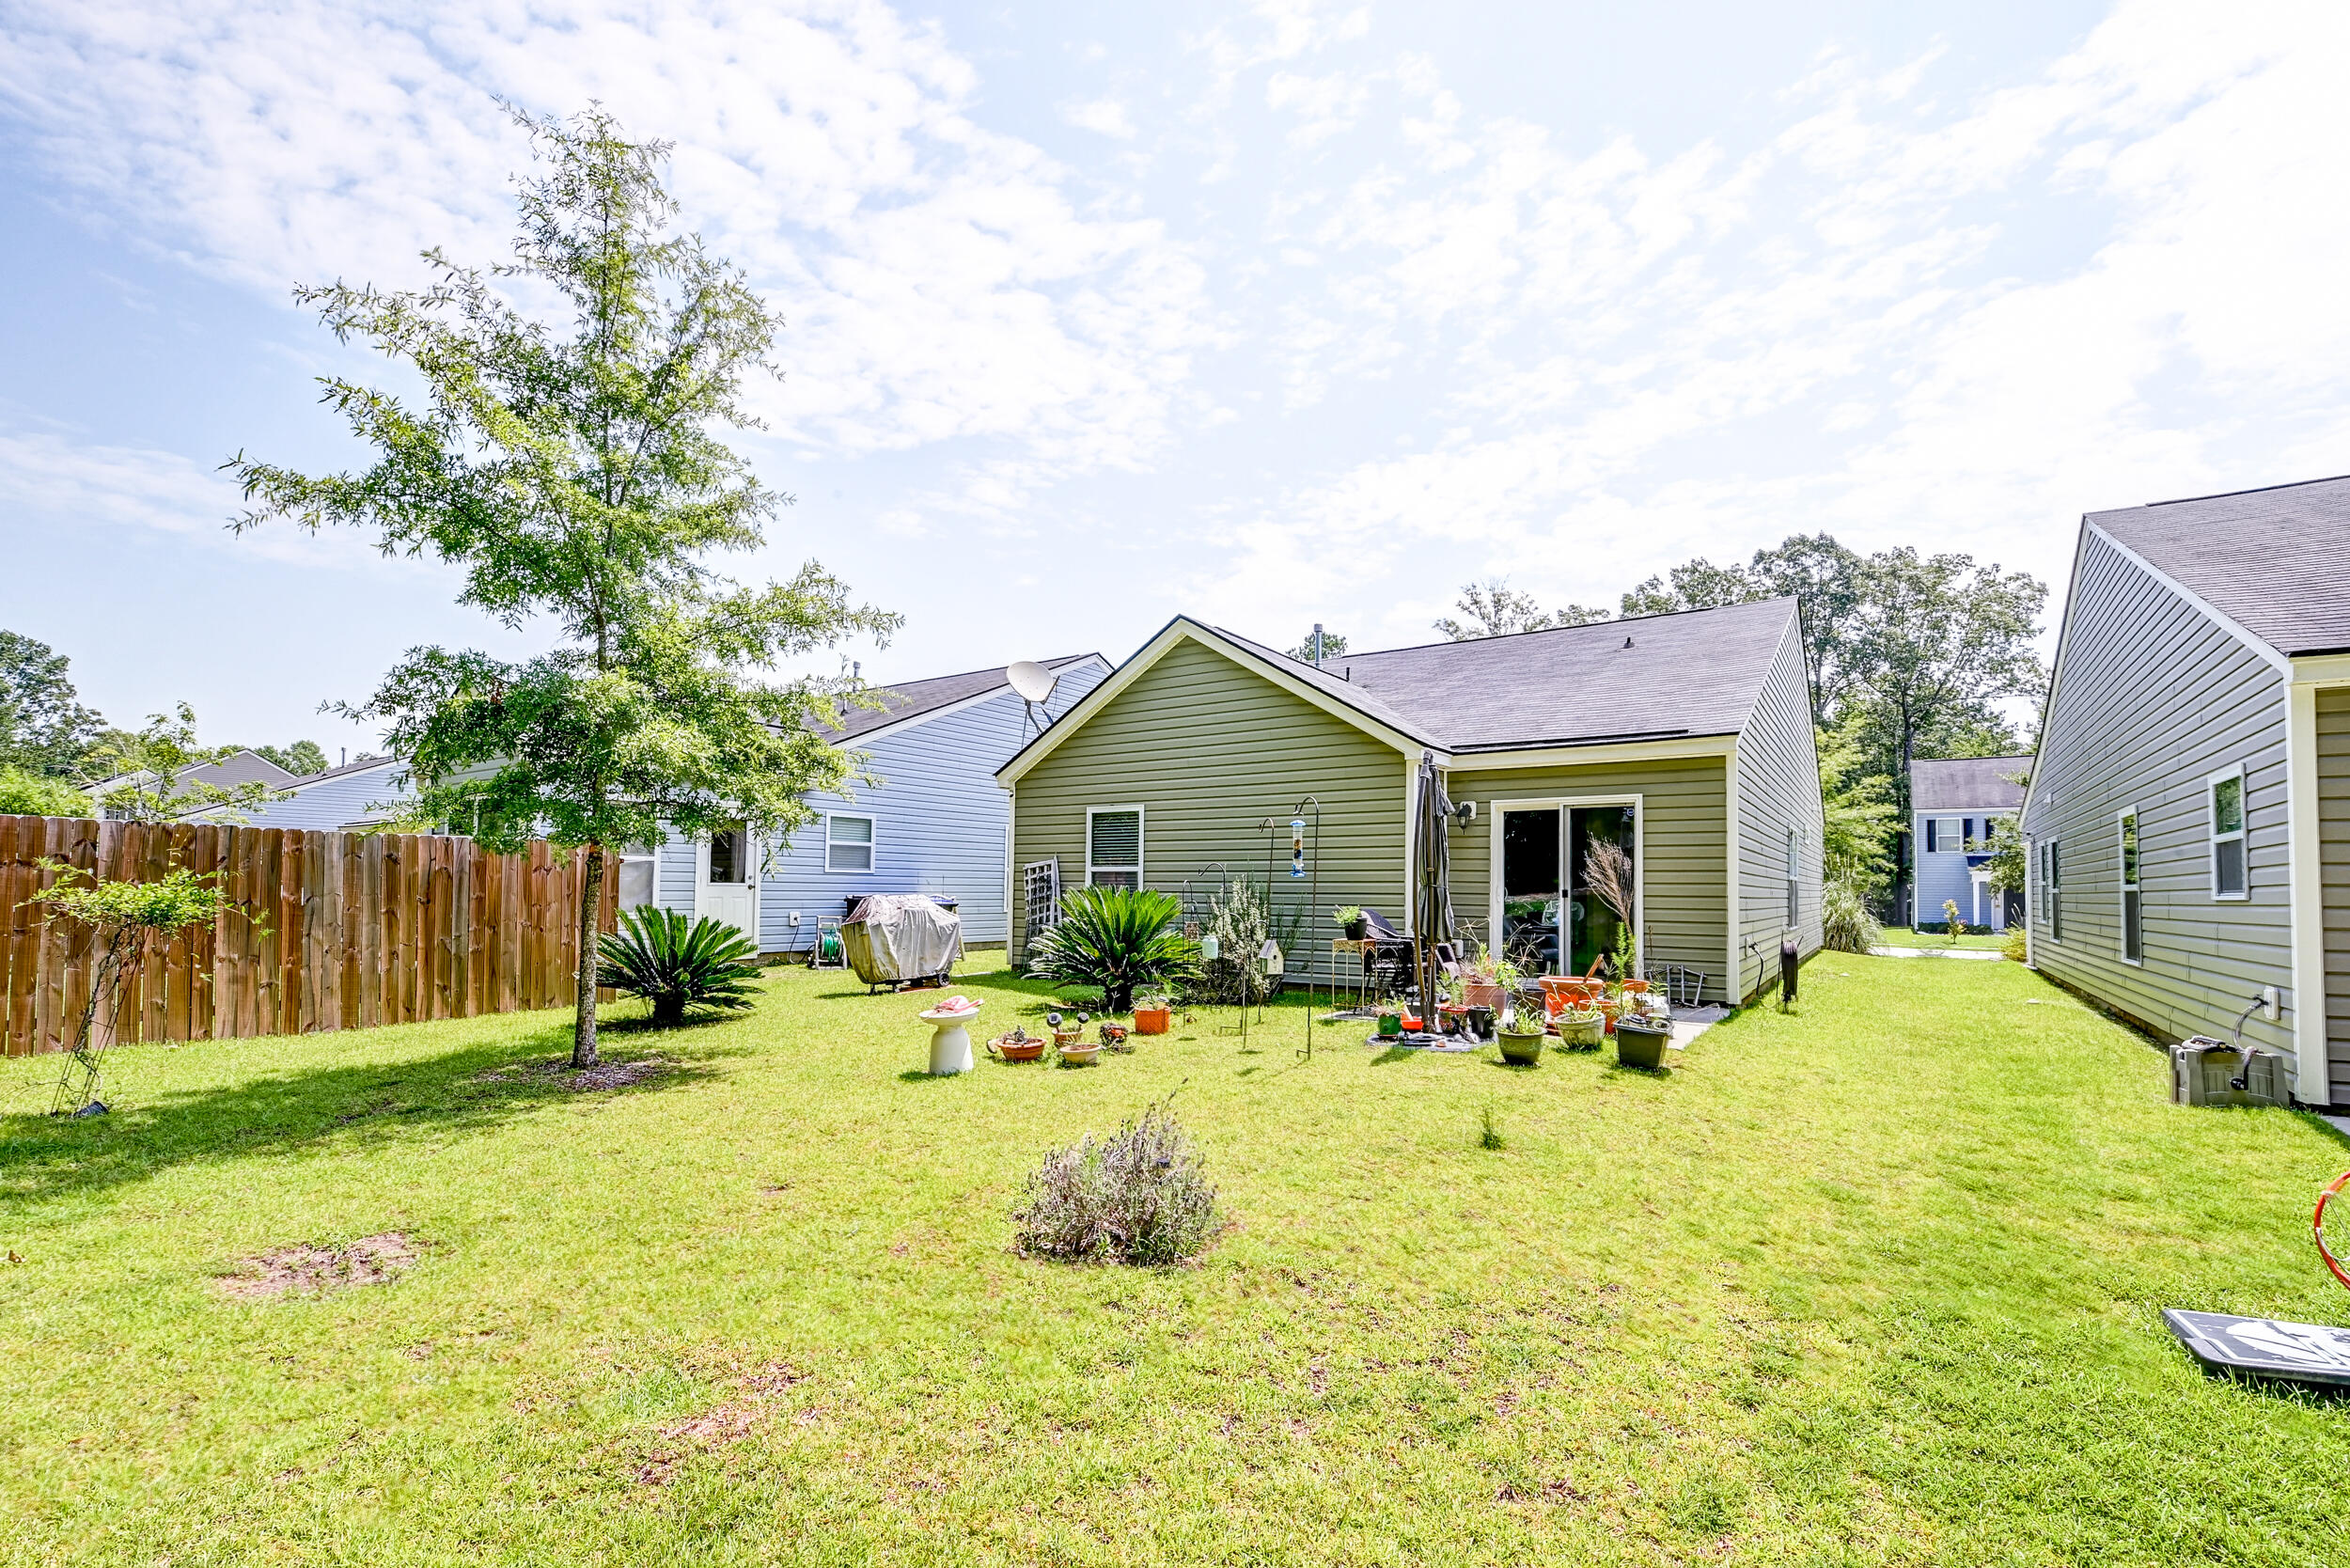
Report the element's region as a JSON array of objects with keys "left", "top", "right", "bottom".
[{"left": 1909, "top": 756, "right": 2029, "bottom": 931}]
